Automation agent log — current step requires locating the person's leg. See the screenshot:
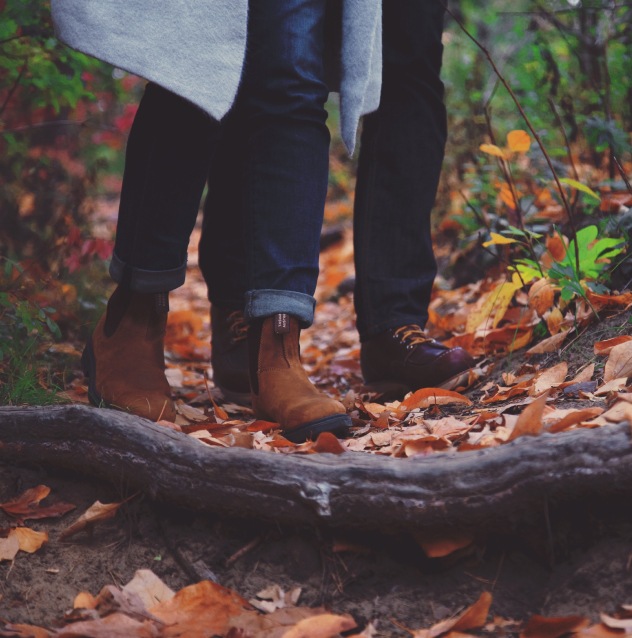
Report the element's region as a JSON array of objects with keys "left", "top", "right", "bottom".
[
  {"left": 199, "top": 114, "right": 251, "bottom": 403},
  {"left": 235, "top": 0, "right": 350, "bottom": 441},
  {"left": 354, "top": 1, "right": 474, "bottom": 398},
  {"left": 83, "top": 84, "right": 219, "bottom": 421}
]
